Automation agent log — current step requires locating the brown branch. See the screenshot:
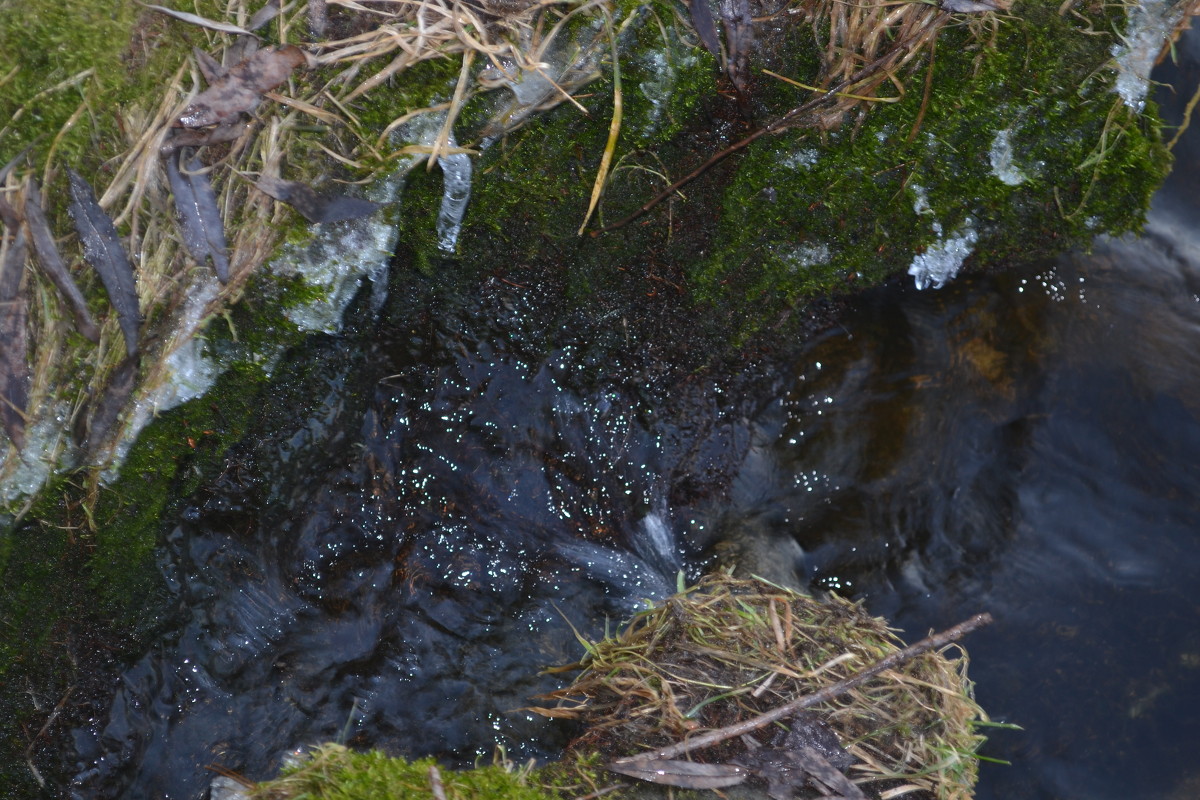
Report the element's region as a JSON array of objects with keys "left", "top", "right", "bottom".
[
  {"left": 591, "top": 12, "right": 950, "bottom": 236},
  {"left": 614, "top": 611, "right": 993, "bottom": 765}
]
